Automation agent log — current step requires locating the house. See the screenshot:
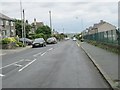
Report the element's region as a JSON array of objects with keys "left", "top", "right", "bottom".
[
  {"left": 30, "top": 18, "right": 44, "bottom": 33},
  {"left": 89, "top": 20, "right": 116, "bottom": 34},
  {"left": 36, "top": 22, "right": 44, "bottom": 28},
  {"left": 0, "top": 13, "right": 16, "bottom": 38}
]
